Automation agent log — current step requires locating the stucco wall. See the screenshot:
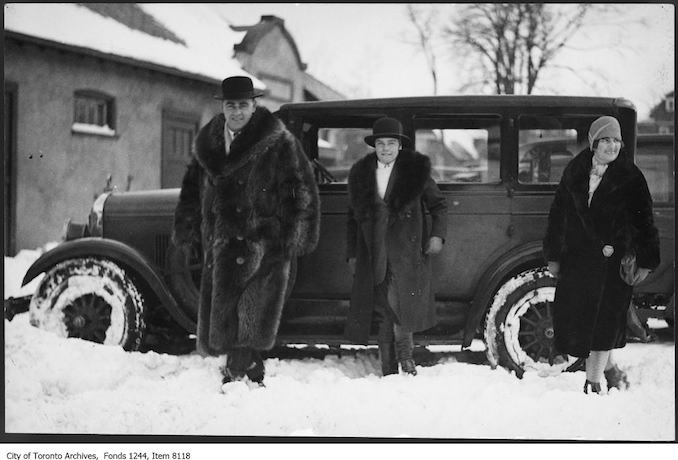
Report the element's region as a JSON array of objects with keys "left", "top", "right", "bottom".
[
  {"left": 4, "top": 40, "right": 222, "bottom": 250},
  {"left": 238, "top": 27, "right": 304, "bottom": 111}
]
